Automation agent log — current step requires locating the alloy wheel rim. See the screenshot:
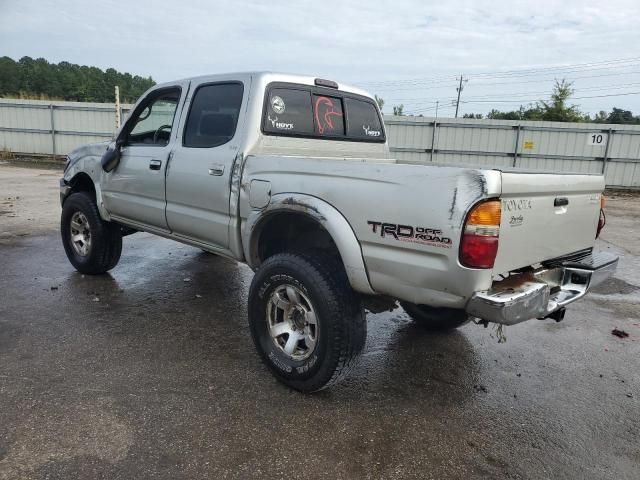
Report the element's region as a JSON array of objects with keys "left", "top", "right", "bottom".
[
  {"left": 266, "top": 284, "right": 319, "bottom": 361},
  {"left": 69, "top": 211, "right": 91, "bottom": 257}
]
